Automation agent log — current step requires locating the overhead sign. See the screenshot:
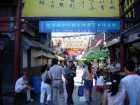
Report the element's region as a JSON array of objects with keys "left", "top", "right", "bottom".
[
  {"left": 39, "top": 20, "right": 120, "bottom": 32},
  {"left": 23, "top": 0, "right": 119, "bottom": 17}
]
